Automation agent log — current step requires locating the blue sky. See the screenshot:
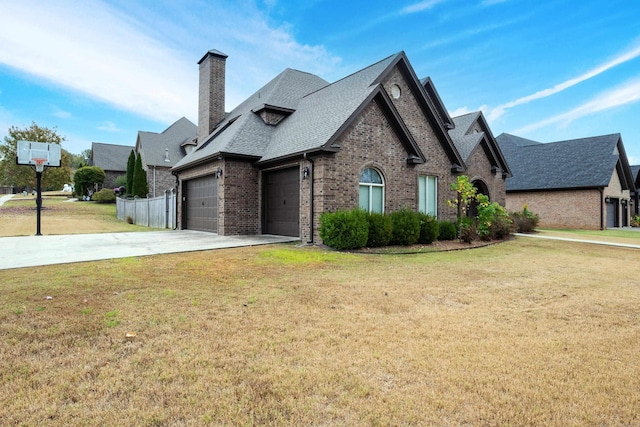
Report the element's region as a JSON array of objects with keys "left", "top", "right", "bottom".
[{"left": 1, "top": 0, "right": 640, "bottom": 165}]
